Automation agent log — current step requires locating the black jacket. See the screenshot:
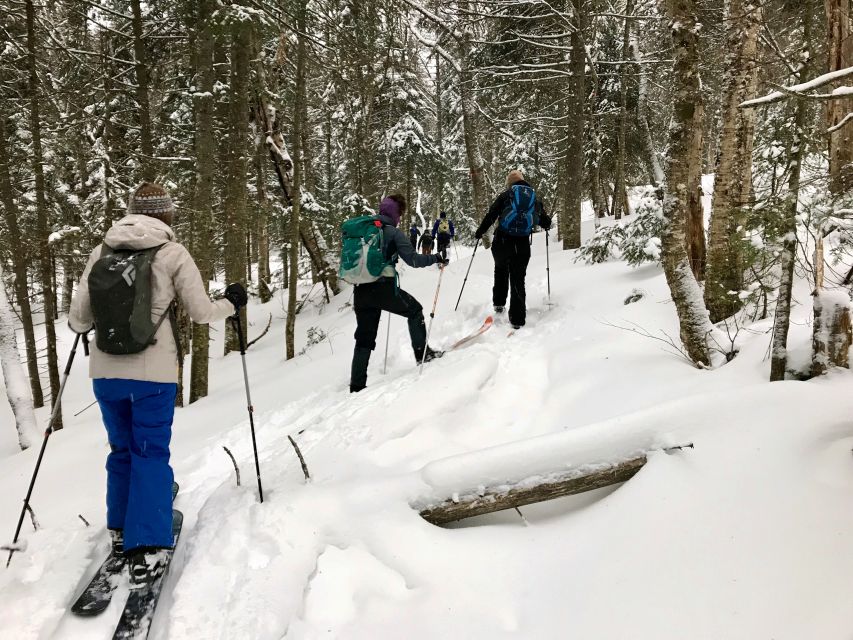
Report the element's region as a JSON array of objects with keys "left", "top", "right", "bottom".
[
  {"left": 475, "top": 180, "right": 552, "bottom": 239},
  {"left": 378, "top": 214, "right": 438, "bottom": 269}
]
